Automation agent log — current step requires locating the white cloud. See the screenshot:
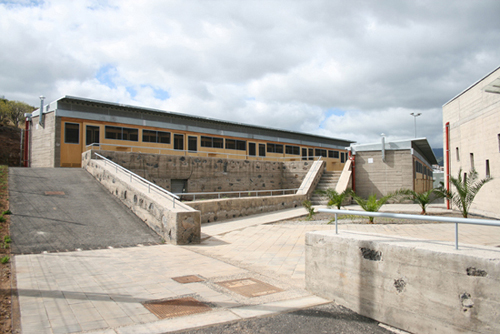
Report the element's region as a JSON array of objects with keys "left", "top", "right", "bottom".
[{"left": 1, "top": 0, "right": 499, "bottom": 149}]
